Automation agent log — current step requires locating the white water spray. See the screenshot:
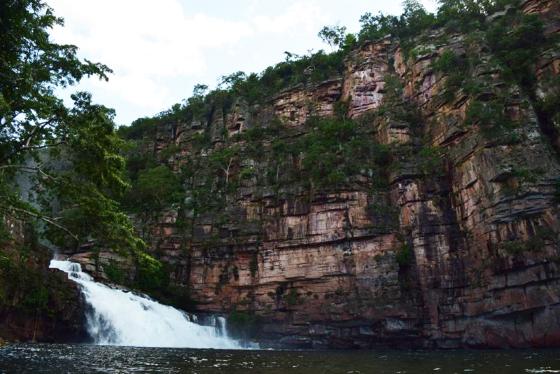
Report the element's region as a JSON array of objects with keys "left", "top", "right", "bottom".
[{"left": 49, "top": 259, "right": 241, "bottom": 349}]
